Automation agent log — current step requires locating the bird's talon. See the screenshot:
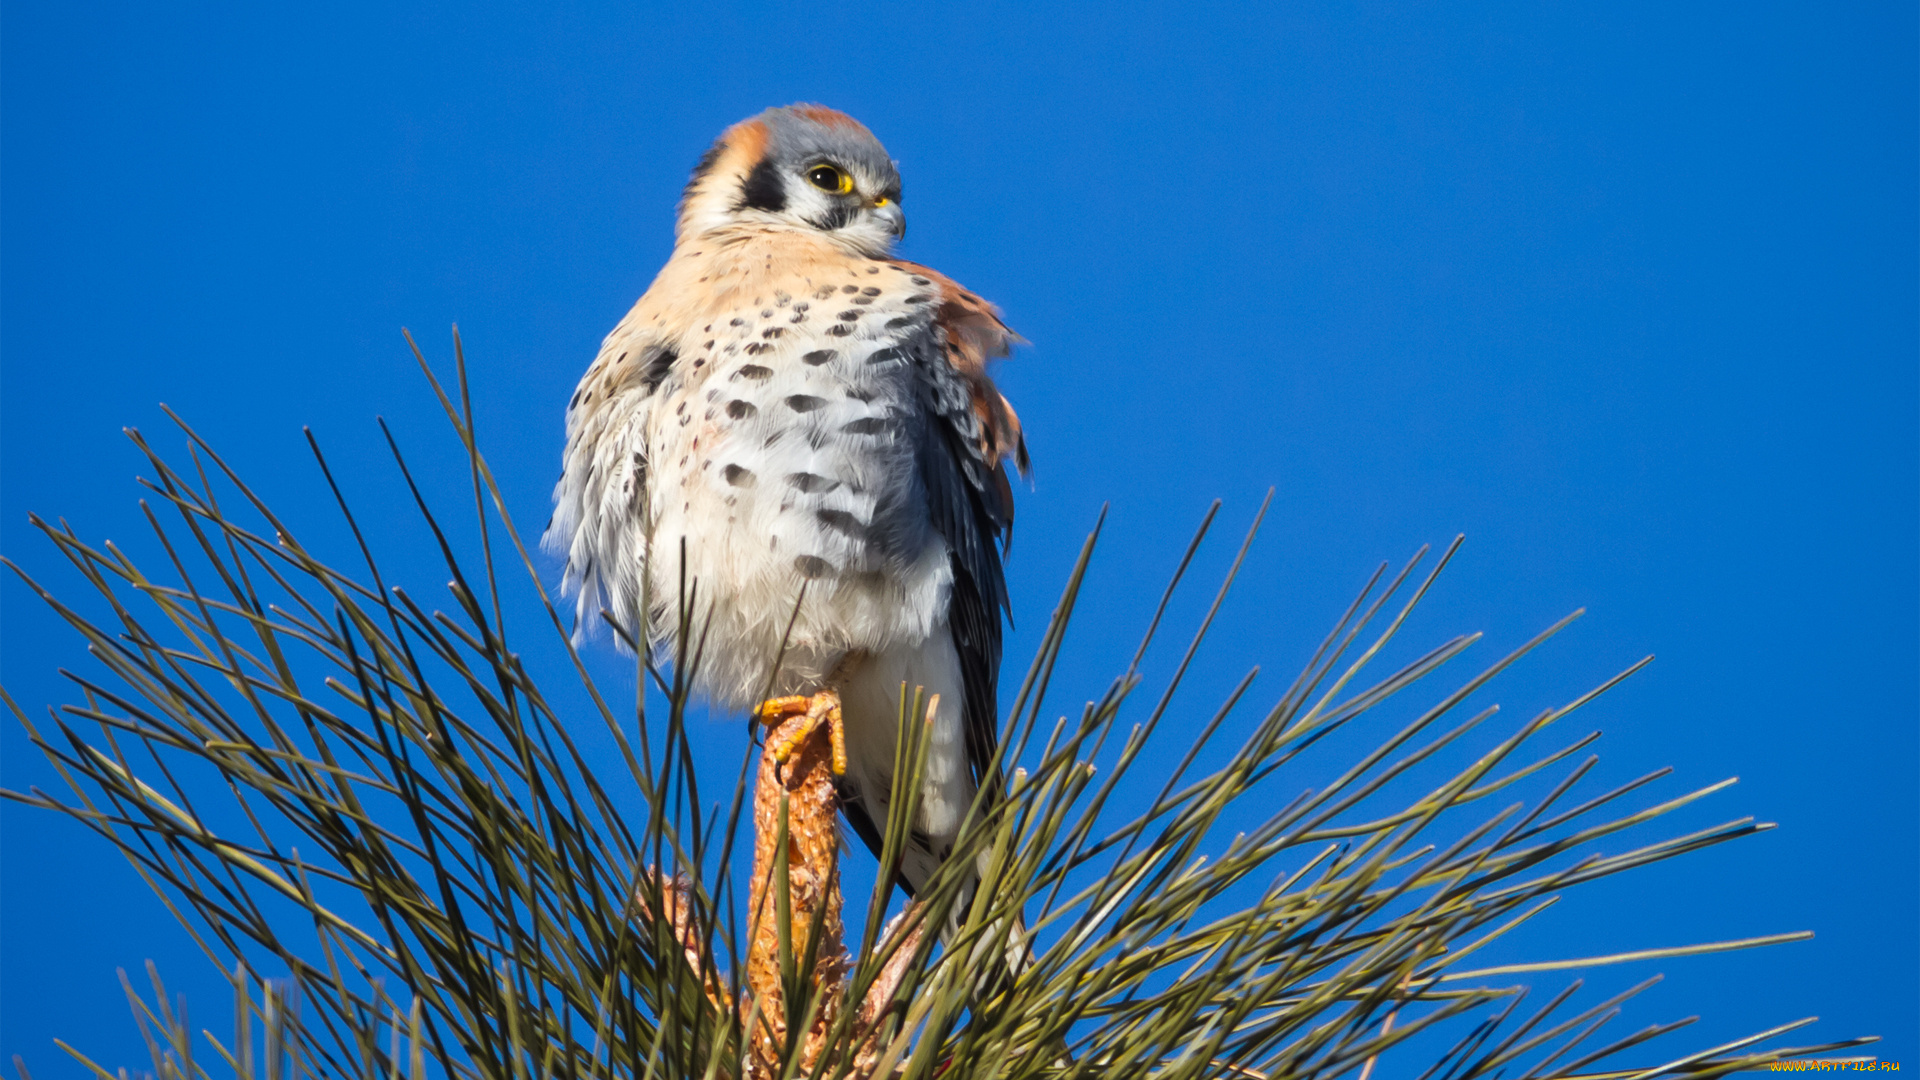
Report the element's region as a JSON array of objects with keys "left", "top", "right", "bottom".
[{"left": 753, "top": 690, "right": 846, "bottom": 774}]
